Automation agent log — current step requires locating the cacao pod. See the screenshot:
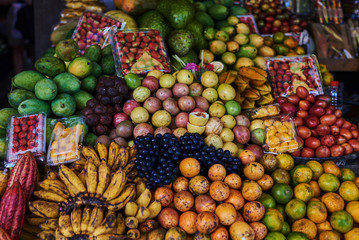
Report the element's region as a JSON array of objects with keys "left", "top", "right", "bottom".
[
  {"left": 7, "top": 151, "right": 37, "bottom": 201},
  {"left": 0, "top": 227, "right": 10, "bottom": 240},
  {"left": 0, "top": 181, "right": 26, "bottom": 240}
]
